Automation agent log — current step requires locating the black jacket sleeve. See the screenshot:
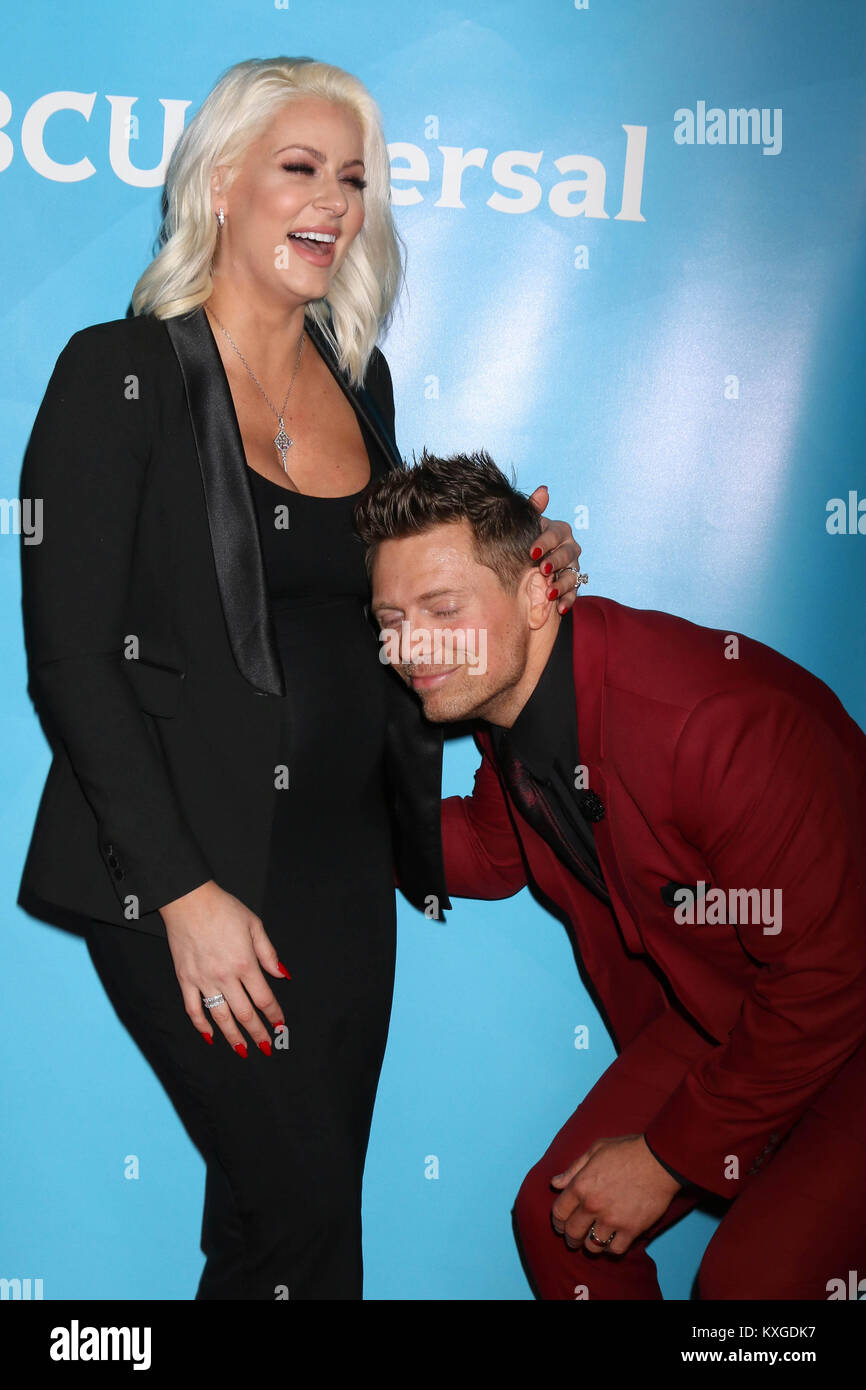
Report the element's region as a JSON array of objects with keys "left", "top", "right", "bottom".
[{"left": 20, "top": 324, "right": 213, "bottom": 918}]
